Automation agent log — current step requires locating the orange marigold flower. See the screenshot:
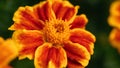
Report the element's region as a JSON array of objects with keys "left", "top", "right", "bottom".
[
  {"left": 108, "top": 1, "right": 120, "bottom": 53},
  {"left": 9, "top": 0, "right": 96, "bottom": 68},
  {"left": 109, "top": 28, "right": 120, "bottom": 52},
  {"left": 108, "top": 0, "right": 120, "bottom": 29},
  {"left": 109, "top": 1, "right": 120, "bottom": 16},
  {"left": 0, "top": 37, "right": 18, "bottom": 68}
]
